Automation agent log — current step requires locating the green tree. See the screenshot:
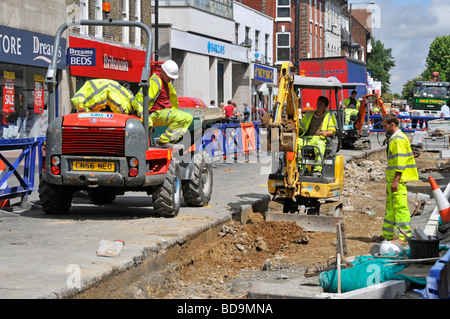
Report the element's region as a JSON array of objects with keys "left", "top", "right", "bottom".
[
  {"left": 421, "top": 35, "right": 450, "bottom": 82},
  {"left": 402, "top": 77, "right": 421, "bottom": 105},
  {"left": 367, "top": 37, "right": 396, "bottom": 94}
]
